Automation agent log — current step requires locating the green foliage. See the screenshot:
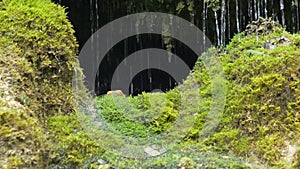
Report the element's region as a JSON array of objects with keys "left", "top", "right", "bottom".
[
  {"left": 95, "top": 91, "right": 182, "bottom": 139},
  {"left": 1, "top": 2, "right": 300, "bottom": 167},
  {"left": 94, "top": 26, "right": 300, "bottom": 167}
]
